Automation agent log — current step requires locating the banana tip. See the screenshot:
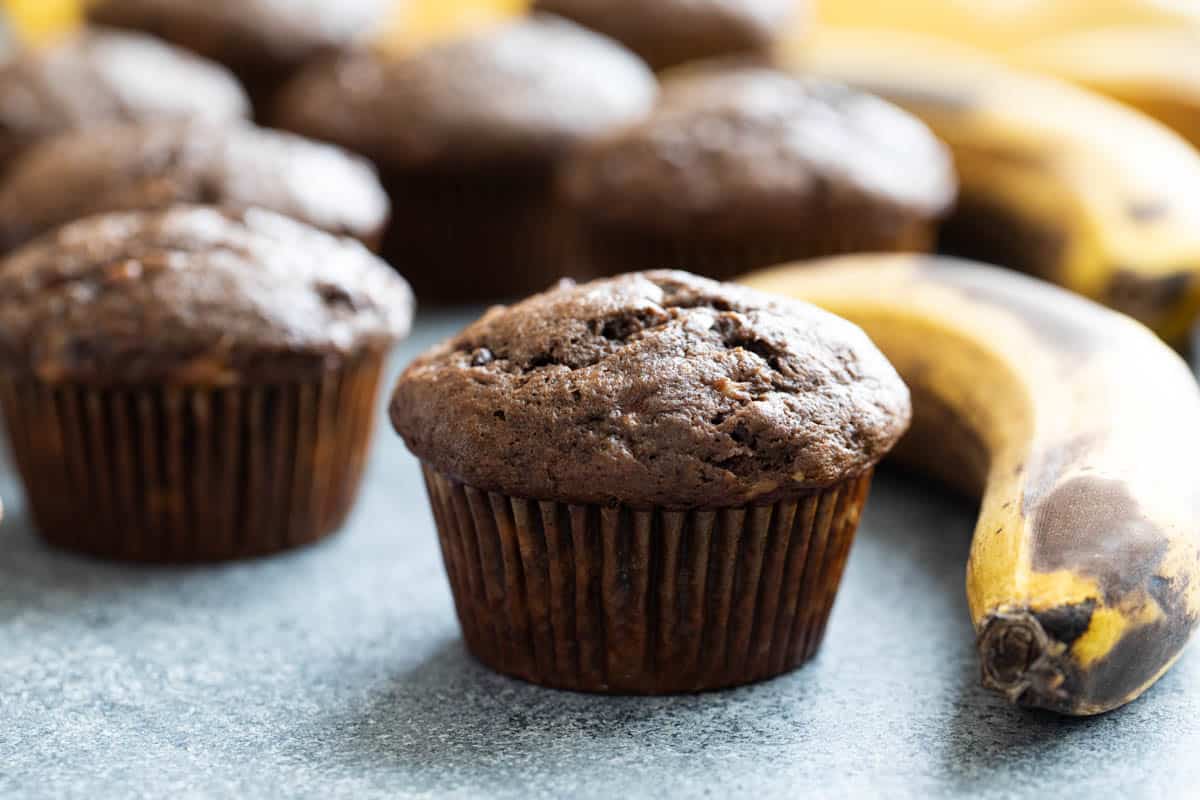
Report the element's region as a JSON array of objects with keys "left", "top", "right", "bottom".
[{"left": 978, "top": 612, "right": 1069, "bottom": 710}]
